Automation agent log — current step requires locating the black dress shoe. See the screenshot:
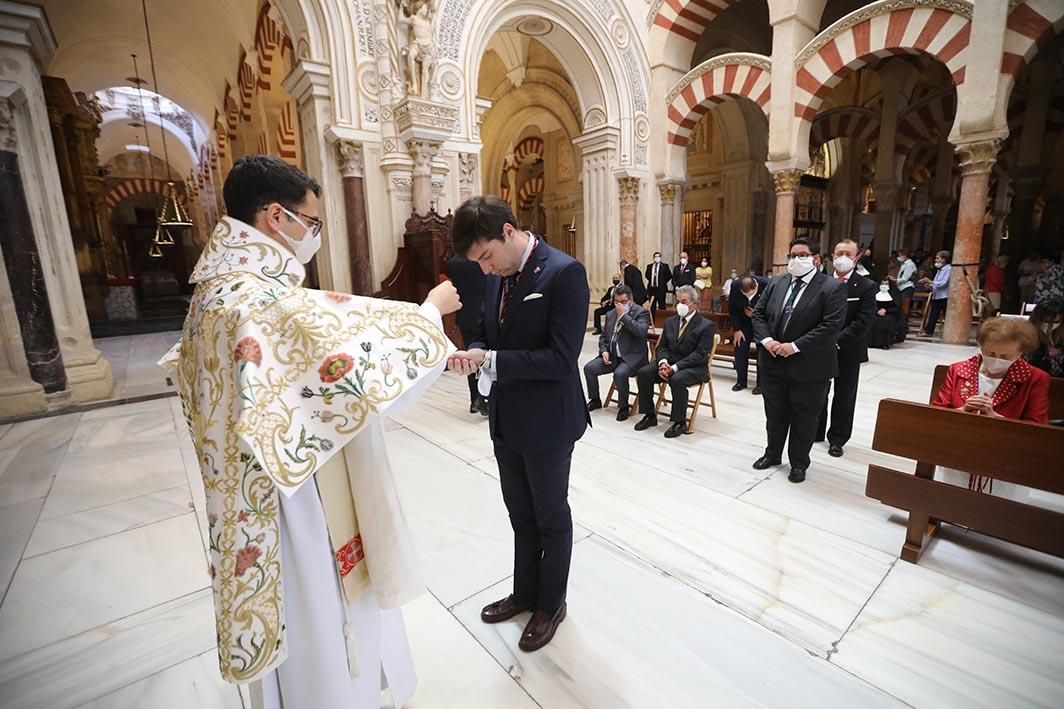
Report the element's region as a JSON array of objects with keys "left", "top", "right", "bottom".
[
  {"left": 591, "top": 328, "right": 602, "bottom": 336},
  {"left": 616, "top": 406, "right": 630, "bottom": 422},
  {"left": 481, "top": 595, "right": 534, "bottom": 624},
  {"left": 828, "top": 444, "right": 844, "bottom": 458},
  {"left": 469, "top": 403, "right": 479, "bottom": 414},
  {"left": 731, "top": 383, "right": 747, "bottom": 392},
  {"left": 634, "top": 415, "right": 658, "bottom": 431},
  {"left": 478, "top": 397, "right": 490, "bottom": 416},
  {"left": 587, "top": 399, "right": 603, "bottom": 412},
  {"left": 518, "top": 603, "right": 567, "bottom": 652},
  {"left": 788, "top": 466, "right": 807, "bottom": 483},
  {"left": 751, "top": 386, "right": 762, "bottom": 396},
  {"left": 664, "top": 421, "right": 687, "bottom": 438},
  {"left": 752, "top": 455, "right": 782, "bottom": 470}
]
